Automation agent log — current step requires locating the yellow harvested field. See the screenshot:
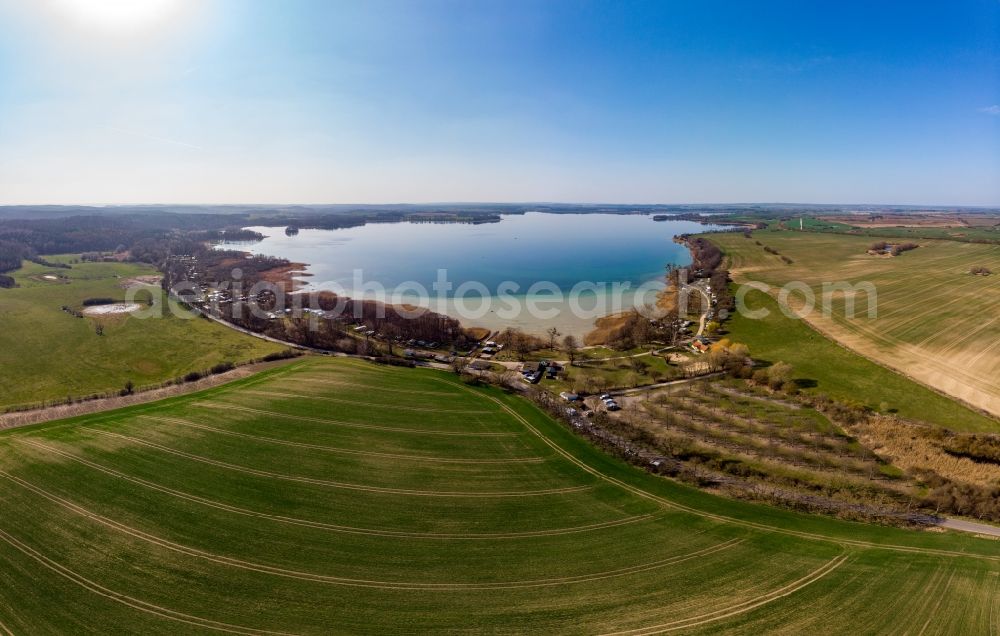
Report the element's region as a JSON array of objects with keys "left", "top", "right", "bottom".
[{"left": 710, "top": 231, "right": 1000, "bottom": 418}]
